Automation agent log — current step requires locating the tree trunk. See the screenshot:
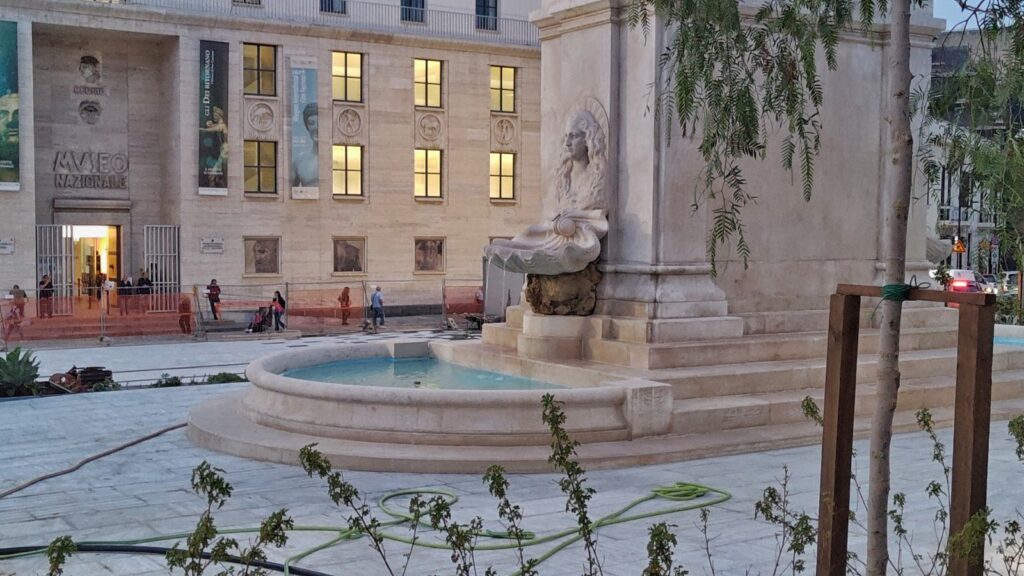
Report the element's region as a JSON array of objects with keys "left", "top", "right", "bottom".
[{"left": 867, "top": 0, "right": 913, "bottom": 573}]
